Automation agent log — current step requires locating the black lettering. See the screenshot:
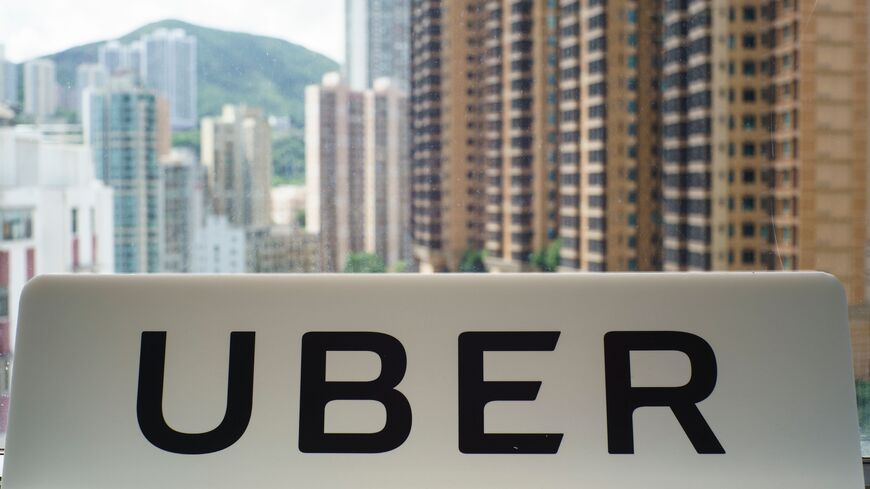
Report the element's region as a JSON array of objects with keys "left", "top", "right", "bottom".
[
  {"left": 298, "top": 332, "right": 412, "bottom": 453},
  {"left": 604, "top": 331, "right": 725, "bottom": 454},
  {"left": 137, "top": 331, "right": 255, "bottom": 455},
  {"left": 458, "top": 331, "right": 563, "bottom": 454}
]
